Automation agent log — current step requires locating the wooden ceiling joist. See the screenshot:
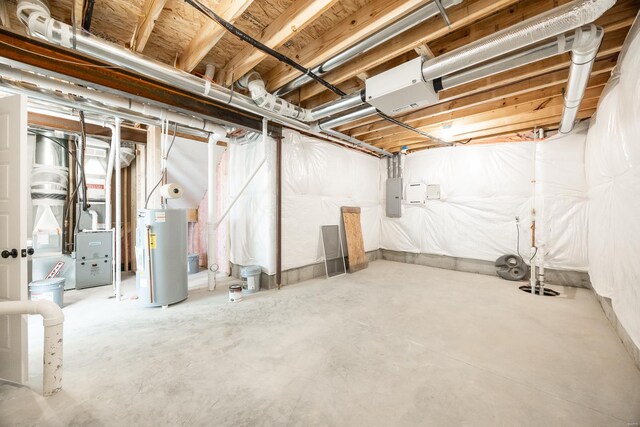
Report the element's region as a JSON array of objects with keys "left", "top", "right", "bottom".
[
  {"left": 353, "top": 76, "right": 609, "bottom": 142},
  {"left": 129, "top": 0, "right": 168, "bottom": 53},
  {"left": 367, "top": 86, "right": 604, "bottom": 145},
  {"left": 176, "top": 0, "right": 254, "bottom": 73},
  {"left": 218, "top": 0, "right": 340, "bottom": 86}
]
